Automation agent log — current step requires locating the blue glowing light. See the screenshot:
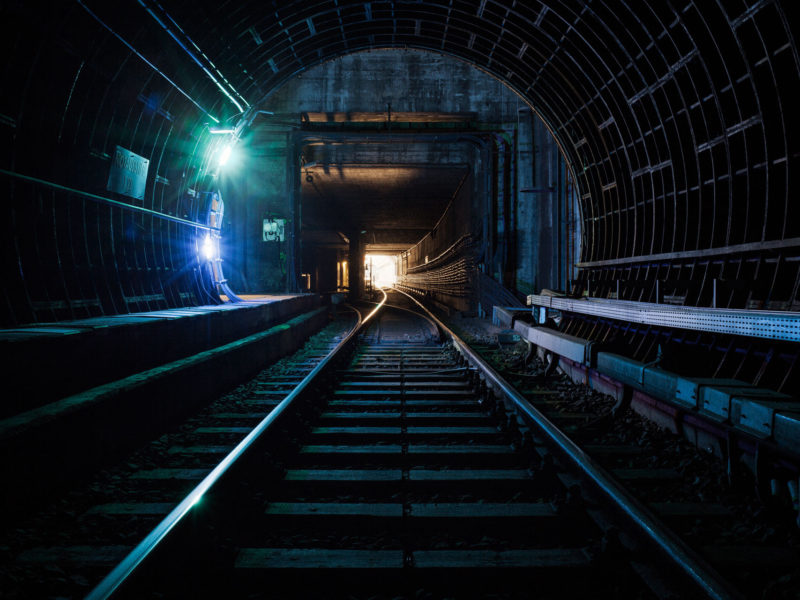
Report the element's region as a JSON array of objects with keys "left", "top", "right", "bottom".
[
  {"left": 218, "top": 144, "right": 233, "bottom": 167},
  {"left": 202, "top": 233, "right": 215, "bottom": 260}
]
